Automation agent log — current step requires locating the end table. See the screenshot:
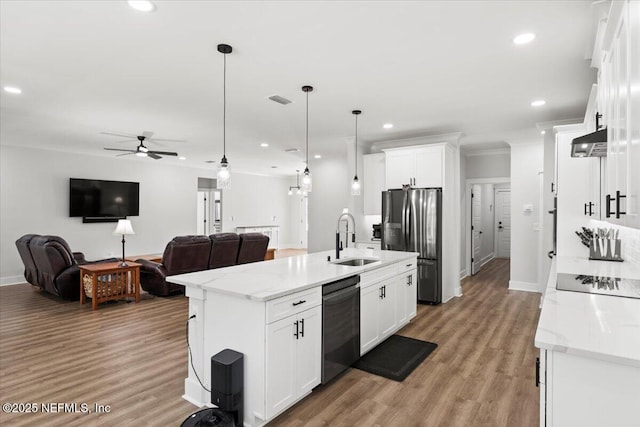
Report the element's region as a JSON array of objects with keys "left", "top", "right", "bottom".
[{"left": 80, "top": 261, "right": 141, "bottom": 310}]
